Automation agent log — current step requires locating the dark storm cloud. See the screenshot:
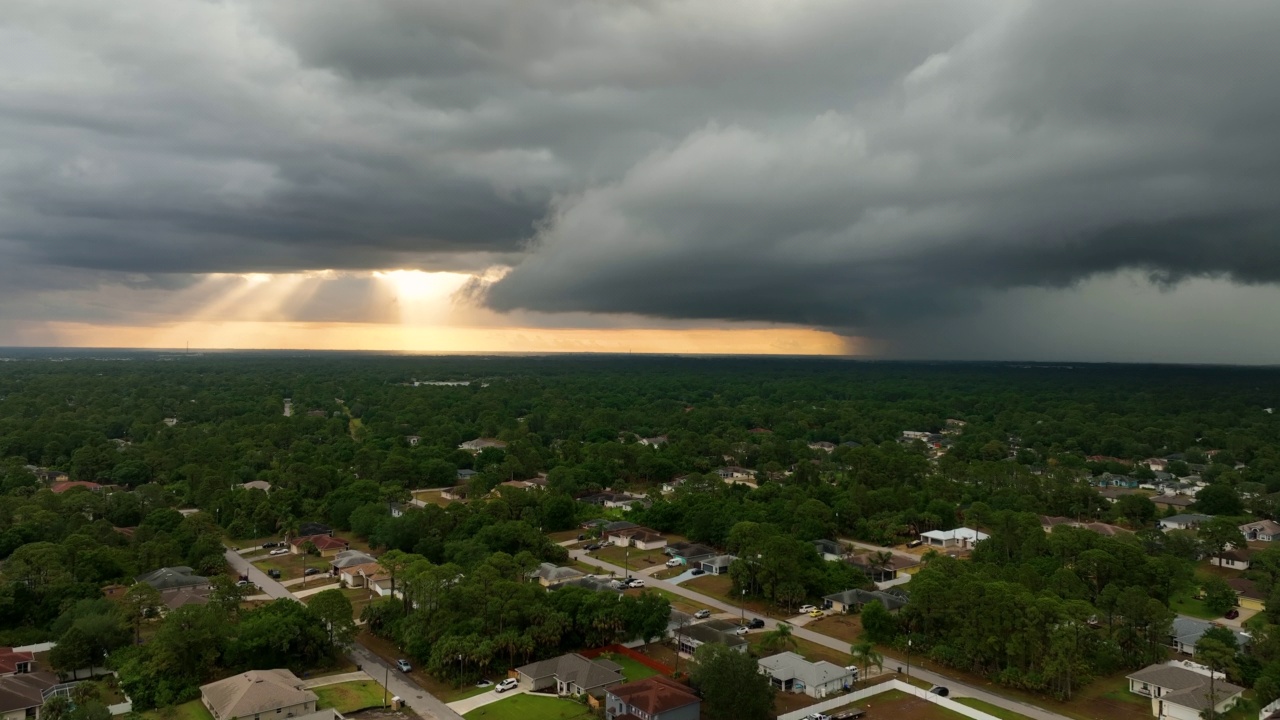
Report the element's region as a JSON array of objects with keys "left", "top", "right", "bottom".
[{"left": 3, "top": 0, "right": 1280, "bottom": 344}]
